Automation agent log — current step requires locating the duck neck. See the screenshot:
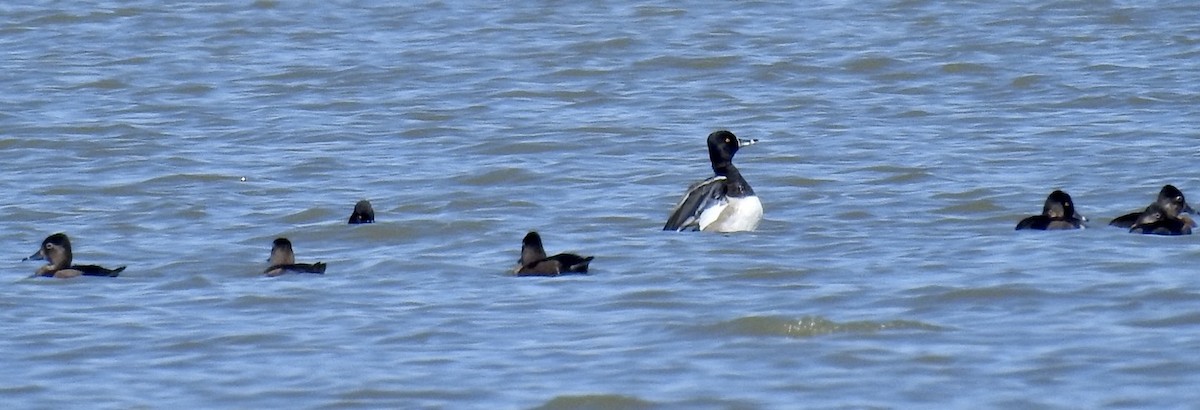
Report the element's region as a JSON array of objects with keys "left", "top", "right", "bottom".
[
  {"left": 269, "top": 249, "right": 294, "bottom": 266},
  {"left": 521, "top": 243, "right": 547, "bottom": 265},
  {"left": 720, "top": 164, "right": 755, "bottom": 197},
  {"left": 52, "top": 251, "right": 72, "bottom": 271},
  {"left": 711, "top": 159, "right": 732, "bottom": 177}
]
